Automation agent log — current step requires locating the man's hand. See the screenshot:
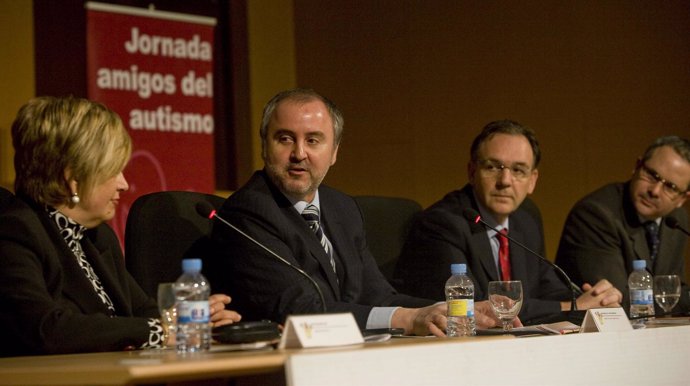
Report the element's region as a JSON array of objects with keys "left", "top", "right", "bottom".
[
  {"left": 475, "top": 300, "right": 522, "bottom": 329},
  {"left": 209, "top": 294, "right": 242, "bottom": 327},
  {"left": 391, "top": 300, "right": 522, "bottom": 336},
  {"left": 561, "top": 279, "right": 623, "bottom": 311},
  {"left": 391, "top": 303, "right": 448, "bottom": 337}
]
